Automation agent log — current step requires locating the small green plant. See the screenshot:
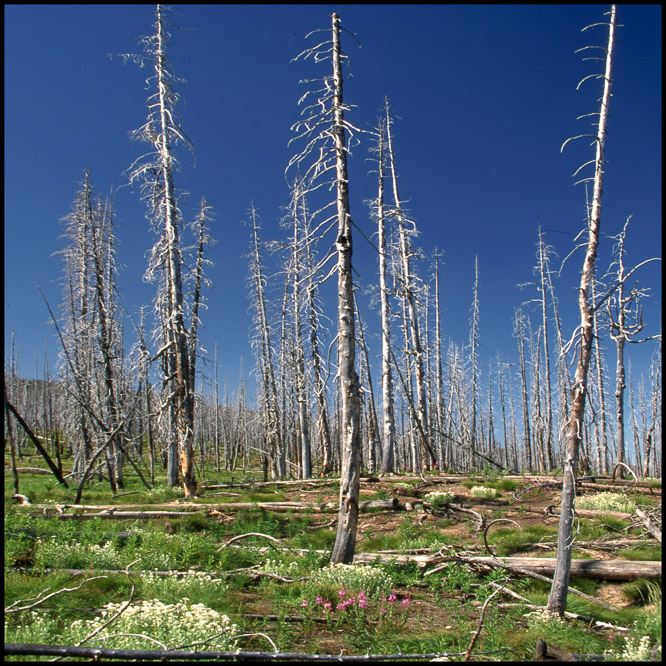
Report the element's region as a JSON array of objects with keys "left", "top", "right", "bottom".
[
  {"left": 424, "top": 491, "right": 455, "bottom": 510},
  {"left": 441, "top": 562, "right": 479, "bottom": 593},
  {"left": 481, "top": 462, "right": 502, "bottom": 481},
  {"left": 621, "top": 579, "right": 661, "bottom": 606}
]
